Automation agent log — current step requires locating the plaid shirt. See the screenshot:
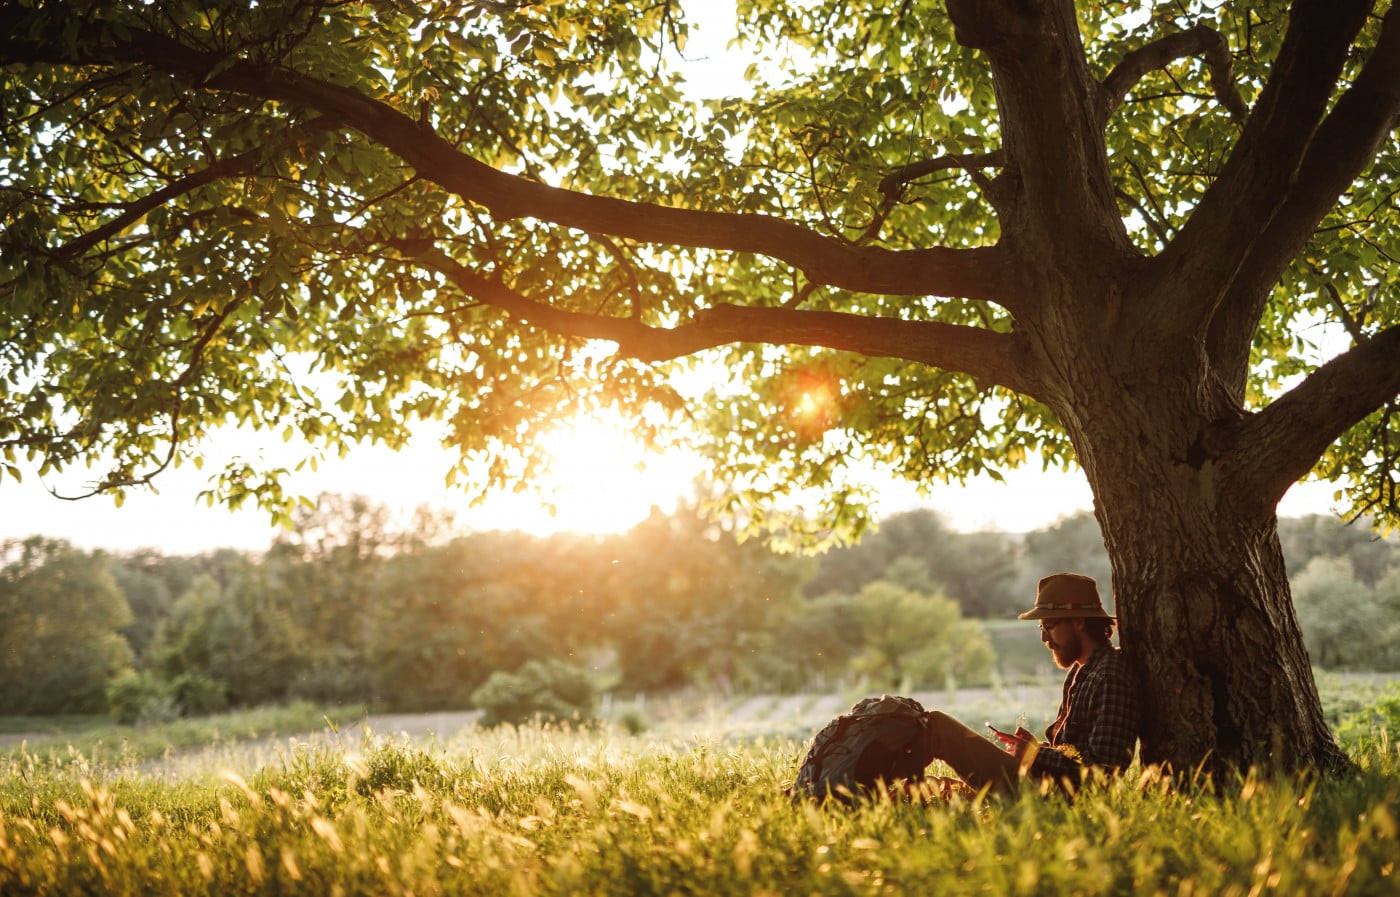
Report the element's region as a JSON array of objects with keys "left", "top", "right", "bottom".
[{"left": 1030, "top": 644, "right": 1139, "bottom": 784}]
